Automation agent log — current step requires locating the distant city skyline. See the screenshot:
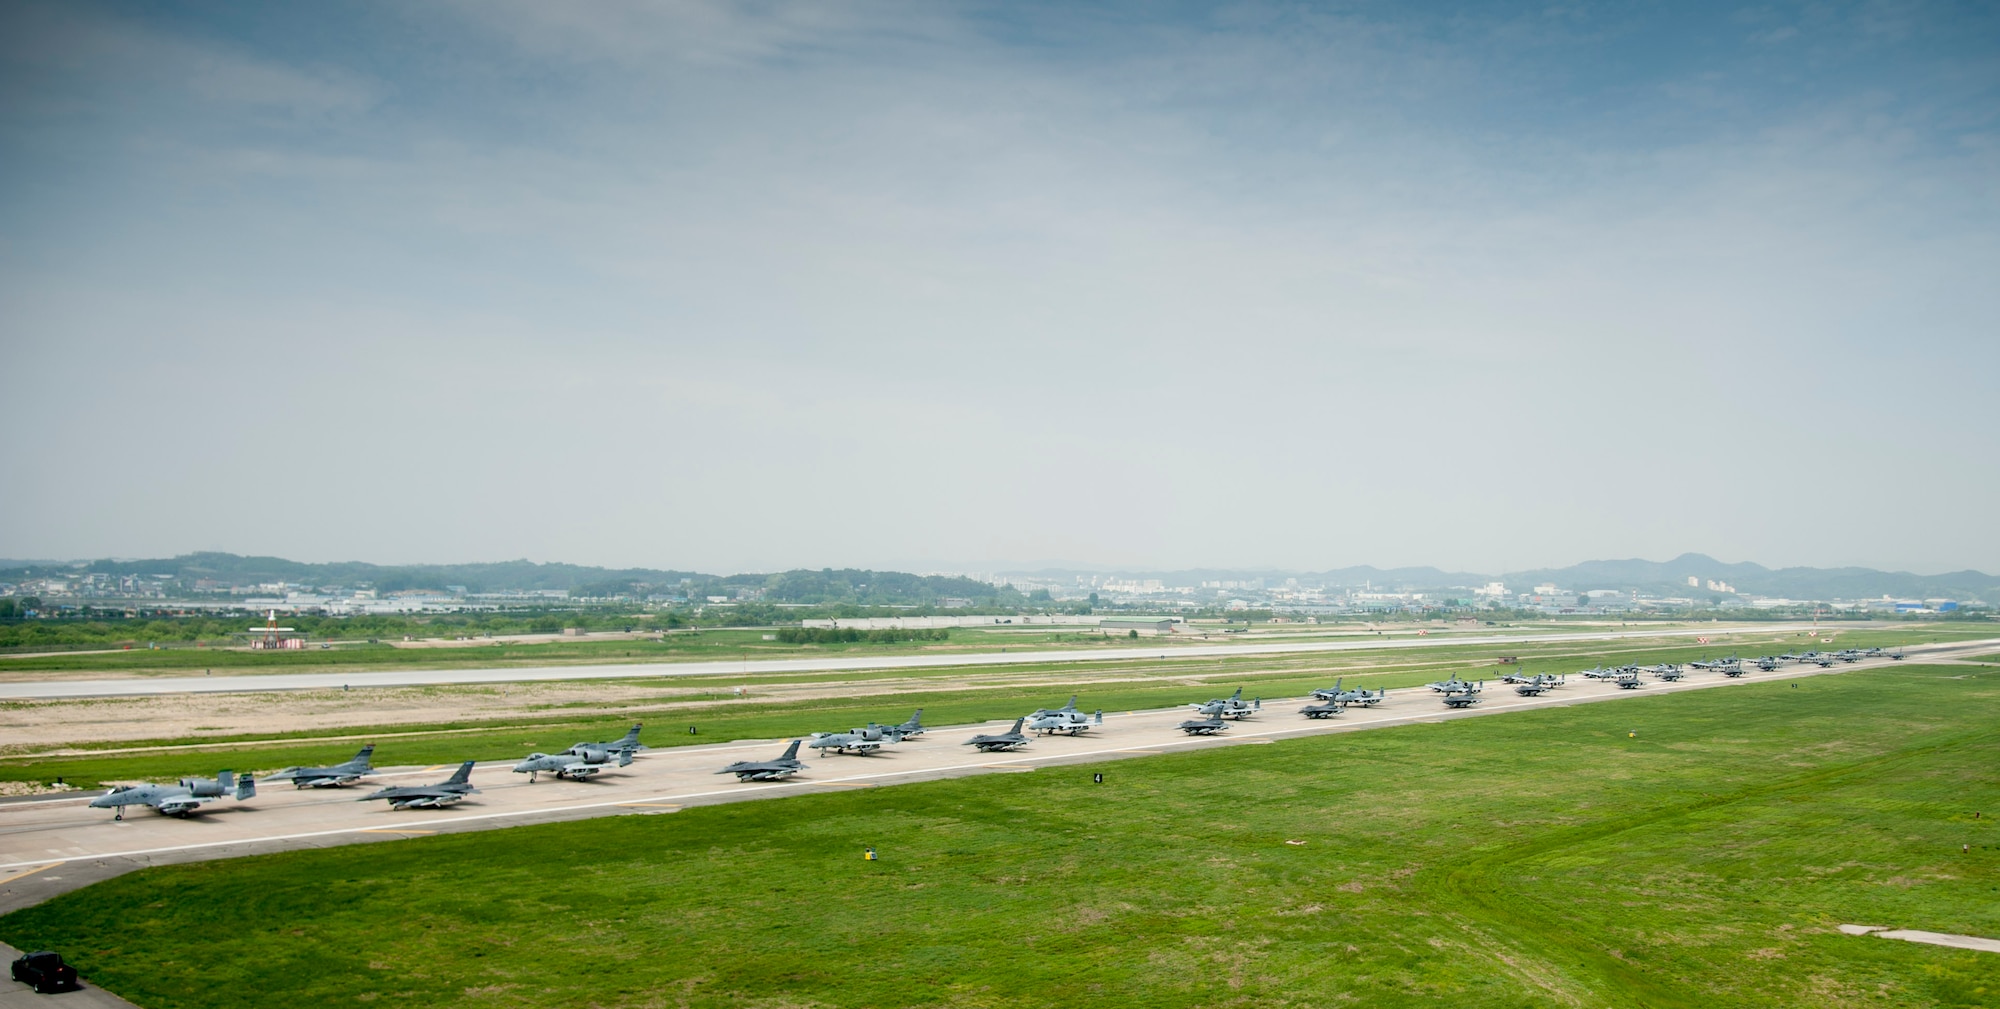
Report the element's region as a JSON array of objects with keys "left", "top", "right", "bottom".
[{"left": 4, "top": 2, "right": 1996, "bottom": 574}]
